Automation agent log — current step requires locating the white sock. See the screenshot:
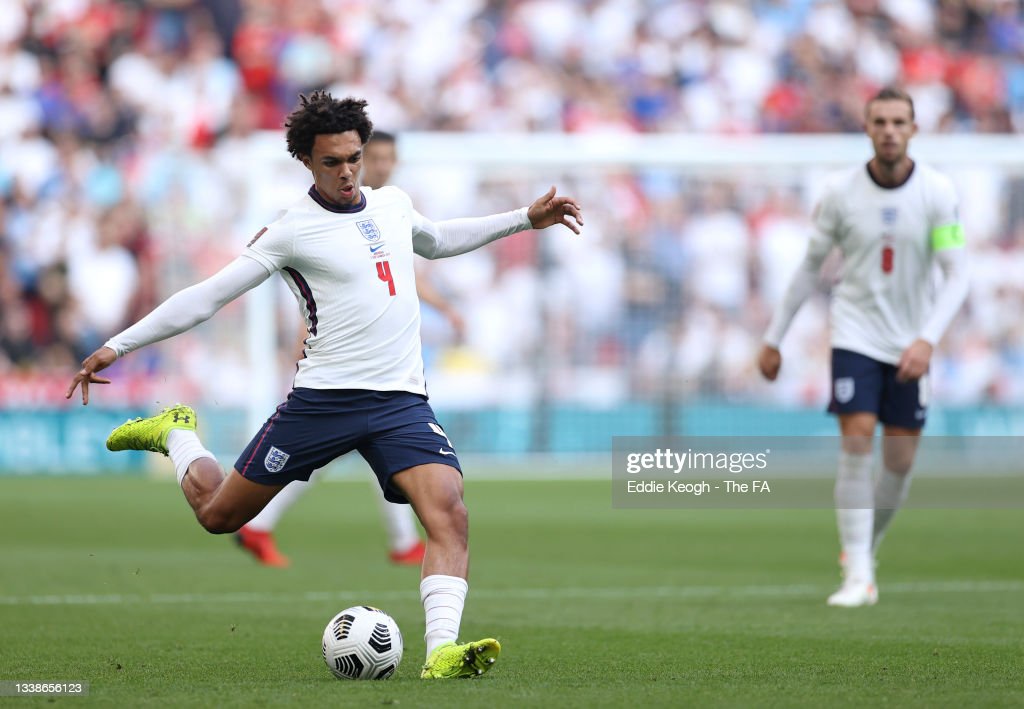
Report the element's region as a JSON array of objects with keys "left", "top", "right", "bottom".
[
  {"left": 374, "top": 483, "right": 421, "bottom": 553},
  {"left": 420, "top": 574, "right": 468, "bottom": 658},
  {"left": 835, "top": 450, "right": 875, "bottom": 581},
  {"left": 873, "top": 467, "right": 911, "bottom": 553},
  {"left": 167, "top": 429, "right": 216, "bottom": 486},
  {"left": 246, "top": 474, "right": 315, "bottom": 532}
]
